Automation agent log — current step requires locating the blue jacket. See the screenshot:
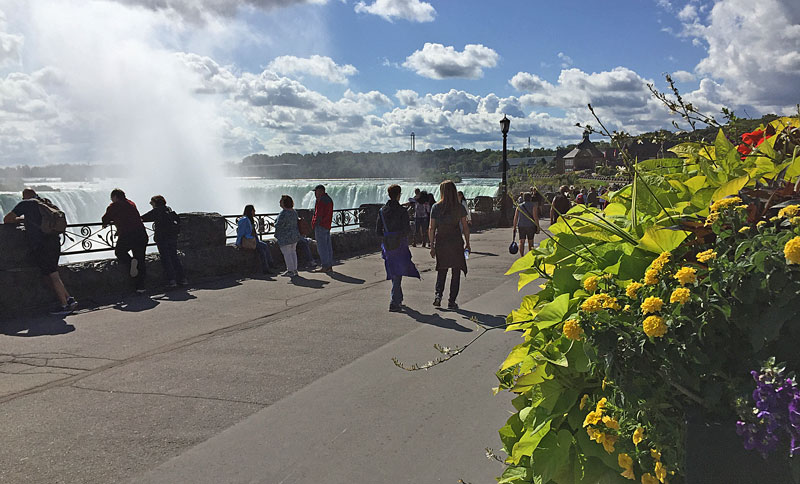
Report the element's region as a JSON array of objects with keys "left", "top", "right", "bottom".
[
  {"left": 275, "top": 209, "right": 301, "bottom": 247},
  {"left": 236, "top": 217, "right": 256, "bottom": 246}
]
